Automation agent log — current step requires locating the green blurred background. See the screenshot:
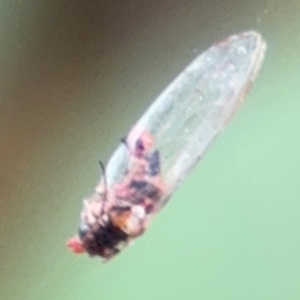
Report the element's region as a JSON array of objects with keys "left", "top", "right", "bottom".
[{"left": 1, "top": 1, "right": 300, "bottom": 299}]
